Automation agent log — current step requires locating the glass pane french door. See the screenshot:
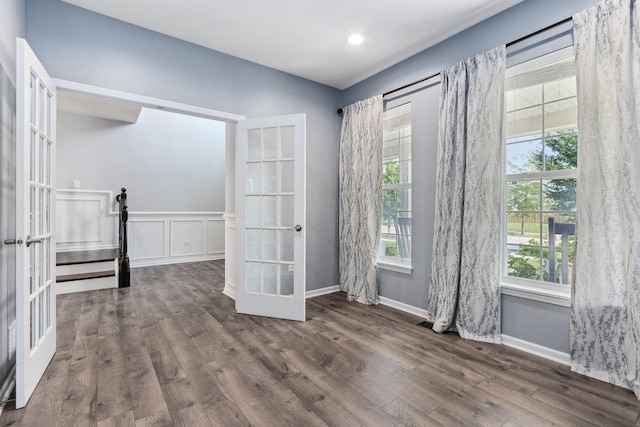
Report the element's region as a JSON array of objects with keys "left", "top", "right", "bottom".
[
  {"left": 15, "top": 38, "right": 56, "bottom": 409},
  {"left": 236, "top": 114, "right": 305, "bottom": 322}
]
